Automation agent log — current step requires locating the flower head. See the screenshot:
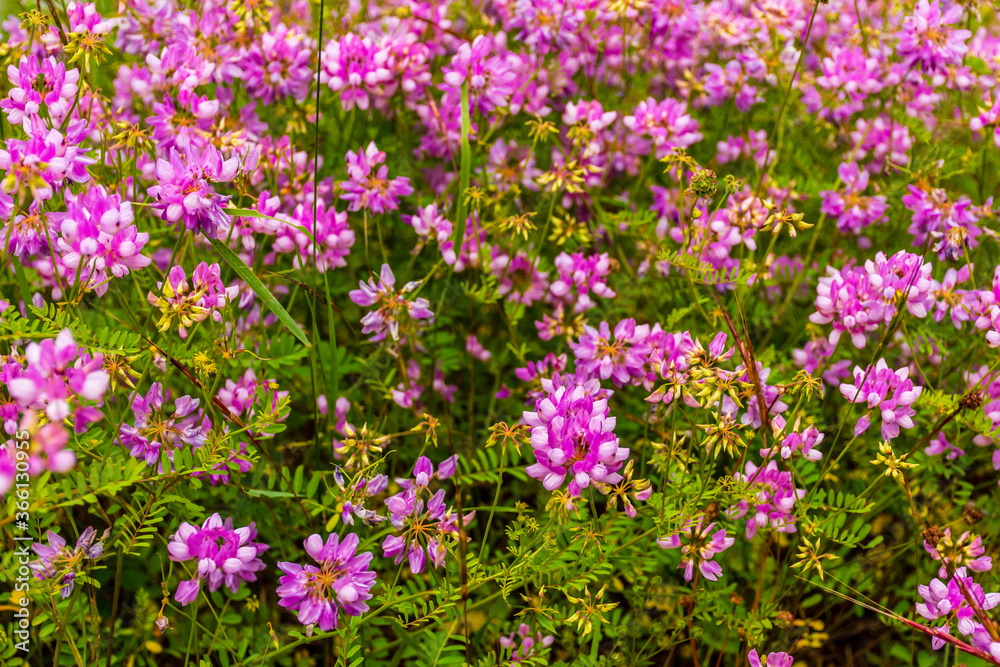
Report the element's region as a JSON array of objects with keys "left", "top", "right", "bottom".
[
  {"left": 524, "top": 374, "right": 628, "bottom": 496},
  {"left": 167, "top": 514, "right": 268, "bottom": 606},
  {"left": 339, "top": 142, "right": 413, "bottom": 214},
  {"left": 30, "top": 527, "right": 107, "bottom": 598},
  {"left": 276, "top": 532, "right": 376, "bottom": 631}
]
